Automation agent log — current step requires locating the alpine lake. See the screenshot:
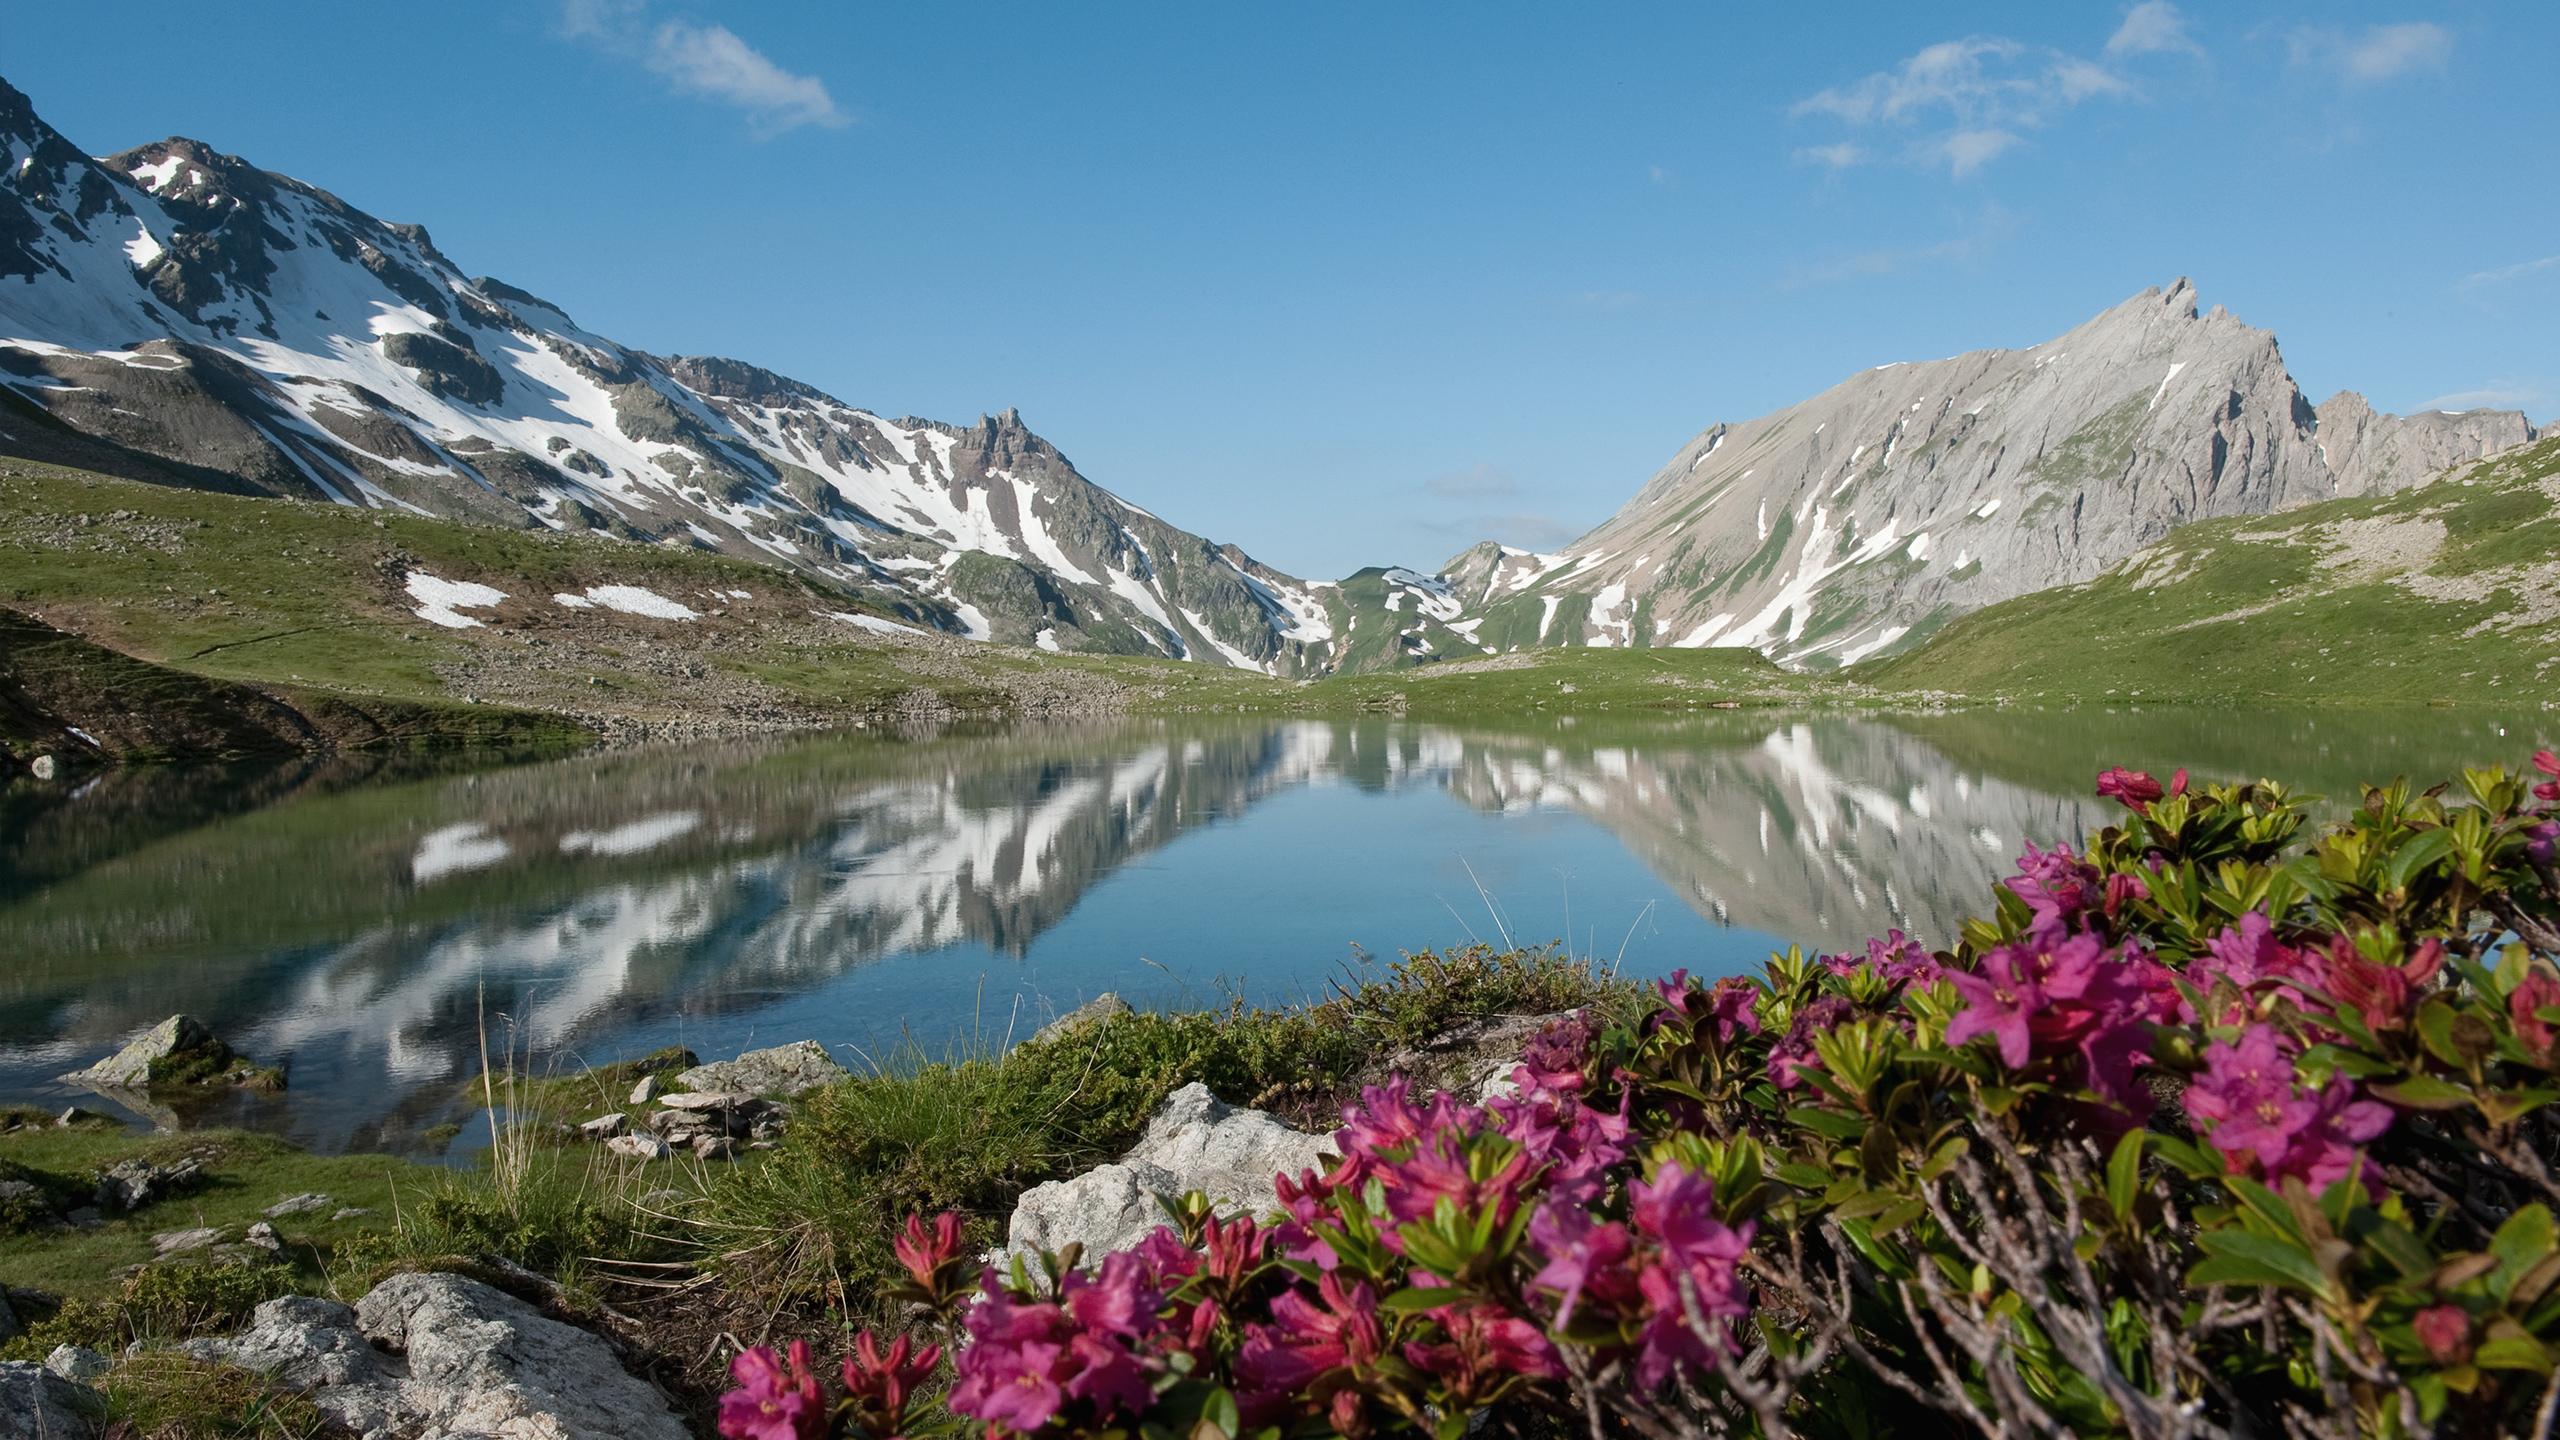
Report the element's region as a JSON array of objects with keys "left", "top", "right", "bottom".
[{"left": 3, "top": 705, "right": 2551, "bottom": 1156}]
